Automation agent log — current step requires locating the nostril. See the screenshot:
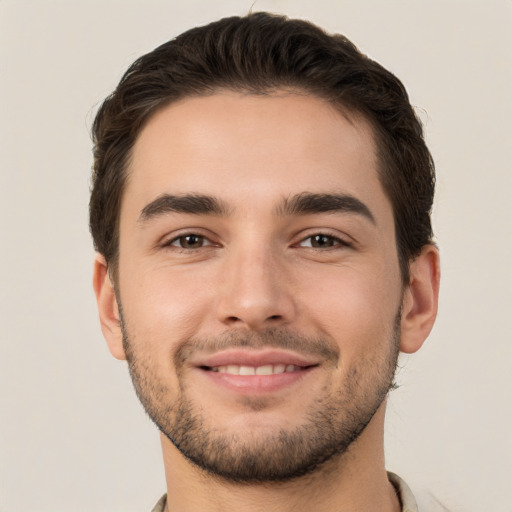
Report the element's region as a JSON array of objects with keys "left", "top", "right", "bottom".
[{"left": 221, "top": 312, "right": 287, "bottom": 328}]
